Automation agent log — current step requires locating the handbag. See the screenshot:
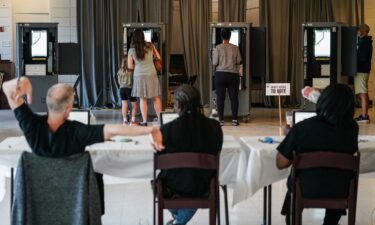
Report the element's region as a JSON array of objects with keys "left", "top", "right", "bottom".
[{"left": 152, "top": 45, "right": 162, "bottom": 72}]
